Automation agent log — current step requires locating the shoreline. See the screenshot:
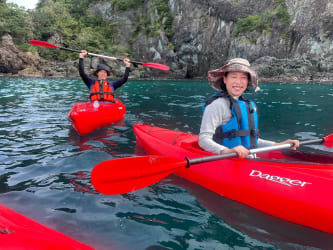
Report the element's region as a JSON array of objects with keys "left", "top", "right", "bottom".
[{"left": 1, "top": 74, "right": 333, "bottom": 84}]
